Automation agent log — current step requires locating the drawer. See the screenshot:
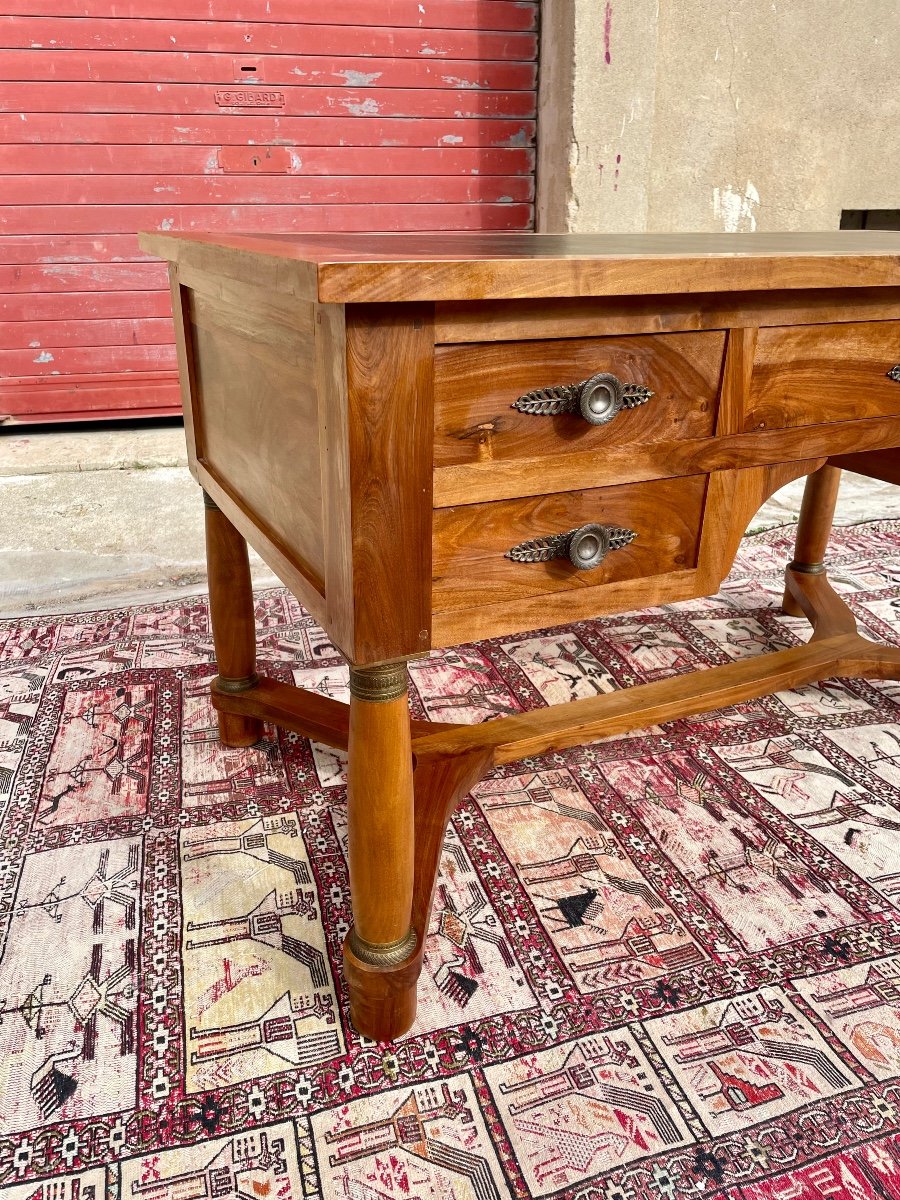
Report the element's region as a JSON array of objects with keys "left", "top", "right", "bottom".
[
  {"left": 432, "top": 475, "right": 706, "bottom": 612},
  {"left": 745, "top": 320, "right": 900, "bottom": 431},
  {"left": 433, "top": 331, "right": 726, "bottom": 470}
]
